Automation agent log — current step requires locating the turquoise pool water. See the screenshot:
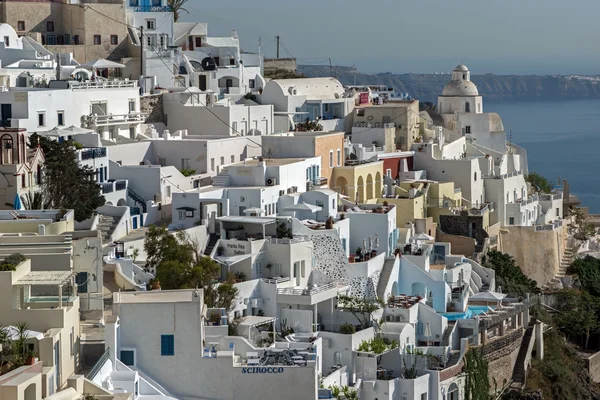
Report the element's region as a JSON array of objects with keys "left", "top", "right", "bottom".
[{"left": 439, "top": 306, "right": 494, "bottom": 321}]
